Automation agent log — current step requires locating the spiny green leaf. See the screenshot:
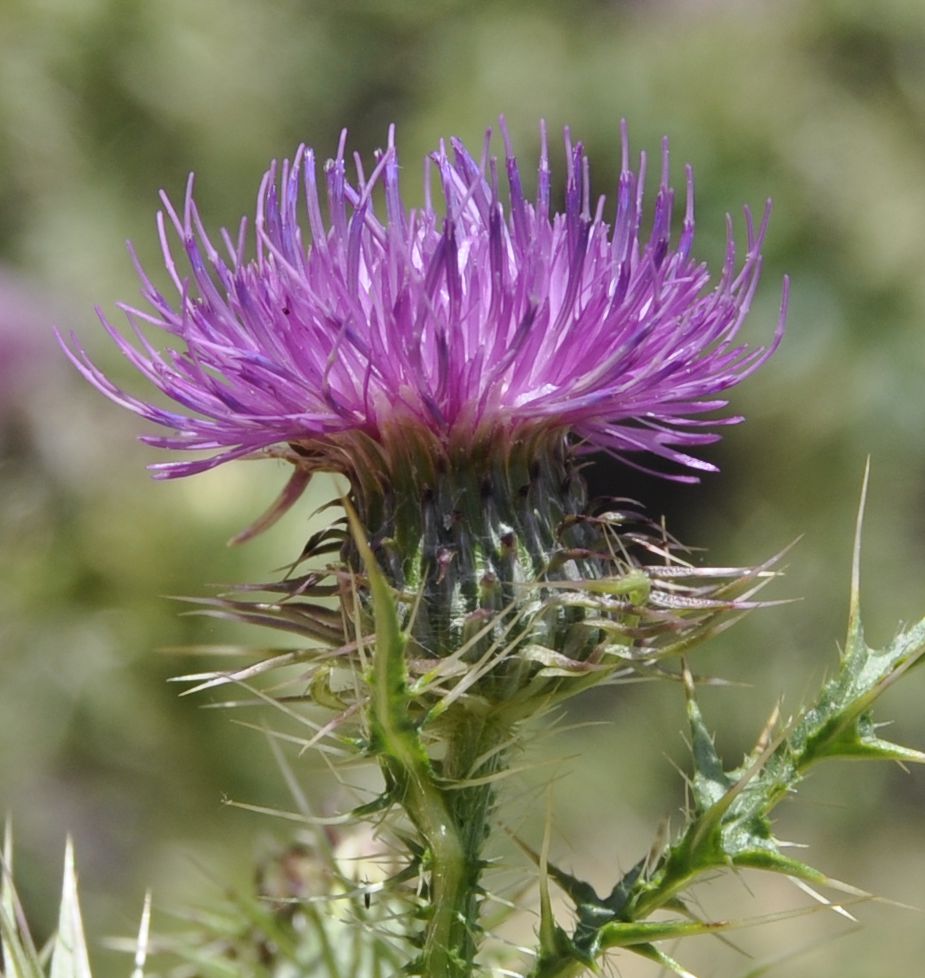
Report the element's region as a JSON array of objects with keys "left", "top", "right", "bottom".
[
  {"left": 509, "top": 832, "right": 600, "bottom": 911},
  {"left": 798, "top": 616, "right": 925, "bottom": 767},
  {"left": 798, "top": 464, "right": 925, "bottom": 765},
  {"left": 685, "top": 666, "right": 735, "bottom": 813}
]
